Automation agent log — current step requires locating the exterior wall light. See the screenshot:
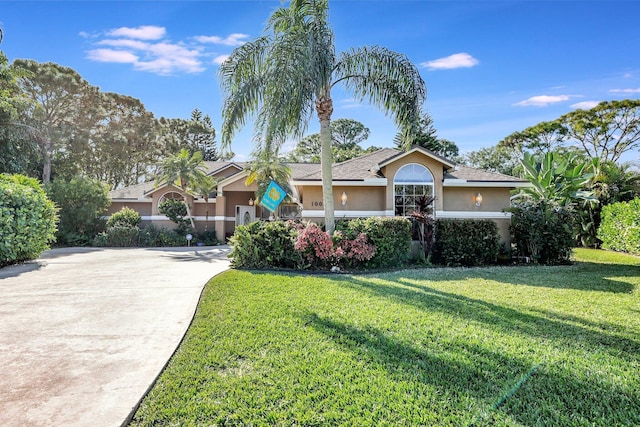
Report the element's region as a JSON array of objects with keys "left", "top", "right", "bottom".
[
  {"left": 341, "top": 191, "right": 348, "bottom": 206},
  {"left": 475, "top": 193, "right": 483, "bottom": 207},
  {"left": 249, "top": 197, "right": 254, "bottom": 206}
]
